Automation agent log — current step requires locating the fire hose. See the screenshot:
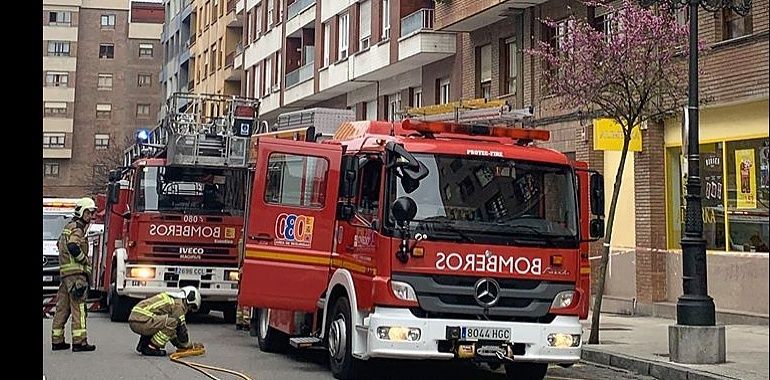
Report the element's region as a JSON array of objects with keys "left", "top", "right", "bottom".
[{"left": 169, "top": 343, "right": 253, "bottom": 380}]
